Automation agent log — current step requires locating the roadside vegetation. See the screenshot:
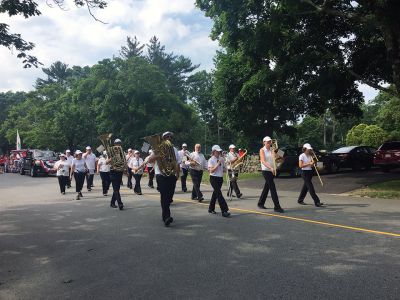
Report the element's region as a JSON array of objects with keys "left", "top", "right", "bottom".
[{"left": 350, "top": 180, "right": 400, "bottom": 199}]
